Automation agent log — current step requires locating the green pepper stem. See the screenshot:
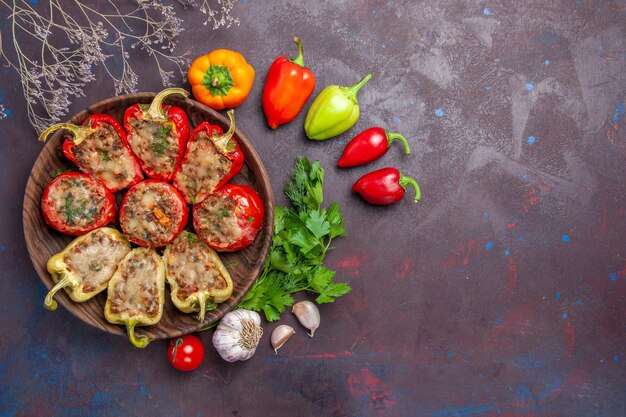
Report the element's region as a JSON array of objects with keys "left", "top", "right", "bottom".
[
  {"left": 213, "top": 109, "right": 236, "bottom": 152},
  {"left": 290, "top": 36, "right": 305, "bottom": 67},
  {"left": 38, "top": 123, "right": 92, "bottom": 146},
  {"left": 197, "top": 293, "right": 207, "bottom": 323},
  {"left": 44, "top": 273, "right": 73, "bottom": 311},
  {"left": 345, "top": 73, "right": 373, "bottom": 97},
  {"left": 386, "top": 132, "right": 411, "bottom": 155},
  {"left": 399, "top": 173, "right": 422, "bottom": 203},
  {"left": 127, "top": 321, "right": 150, "bottom": 348},
  {"left": 146, "top": 88, "right": 189, "bottom": 120}
]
